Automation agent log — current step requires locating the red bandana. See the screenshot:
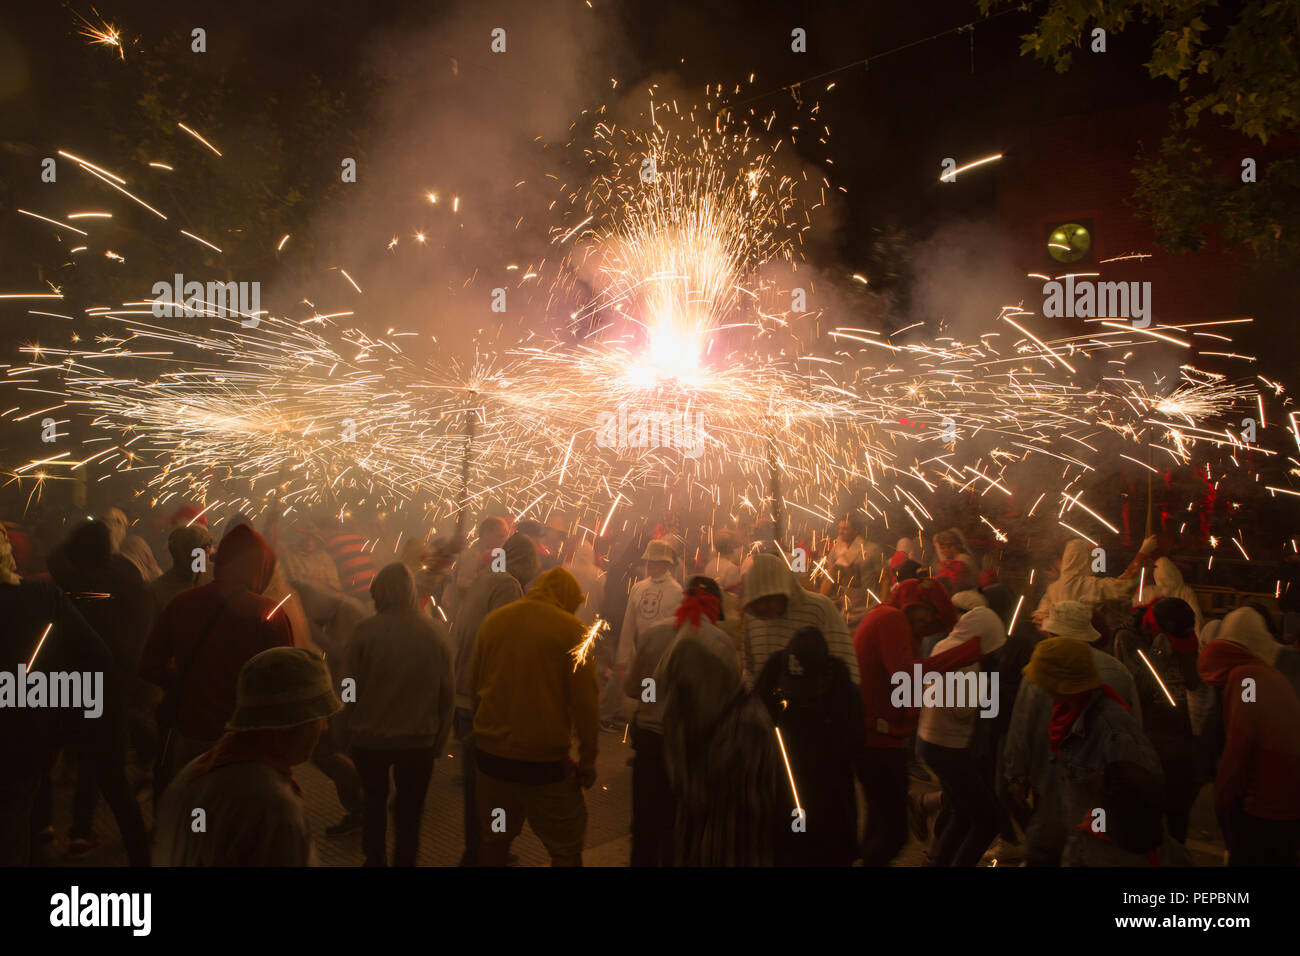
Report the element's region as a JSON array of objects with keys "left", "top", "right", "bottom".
[{"left": 675, "top": 592, "right": 721, "bottom": 630}]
